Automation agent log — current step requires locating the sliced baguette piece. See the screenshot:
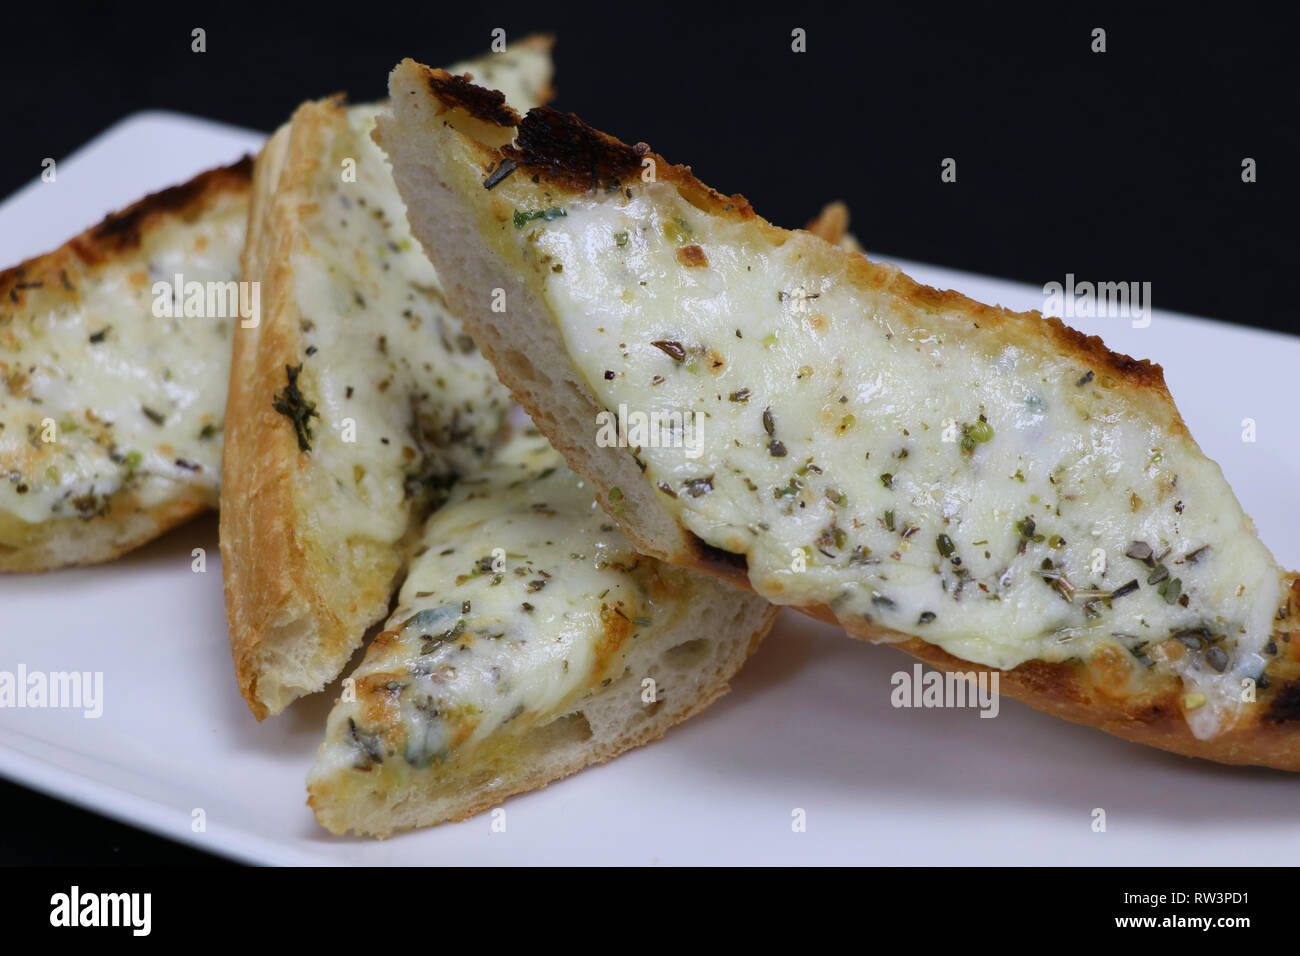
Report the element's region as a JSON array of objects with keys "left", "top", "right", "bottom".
[
  {"left": 378, "top": 63, "right": 1300, "bottom": 769},
  {"left": 307, "top": 423, "right": 776, "bottom": 837},
  {"left": 222, "top": 41, "right": 553, "bottom": 718},
  {"left": 0, "top": 159, "right": 251, "bottom": 572}
]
